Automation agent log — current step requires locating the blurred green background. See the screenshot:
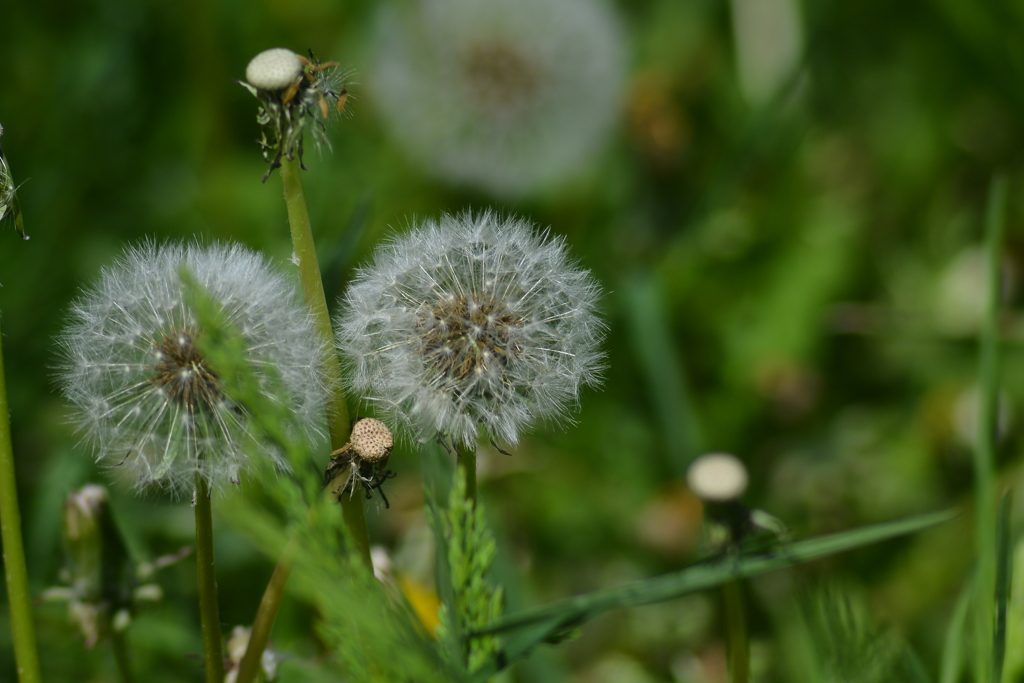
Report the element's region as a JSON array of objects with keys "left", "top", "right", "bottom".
[{"left": 3, "top": 0, "right": 1024, "bottom": 680}]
